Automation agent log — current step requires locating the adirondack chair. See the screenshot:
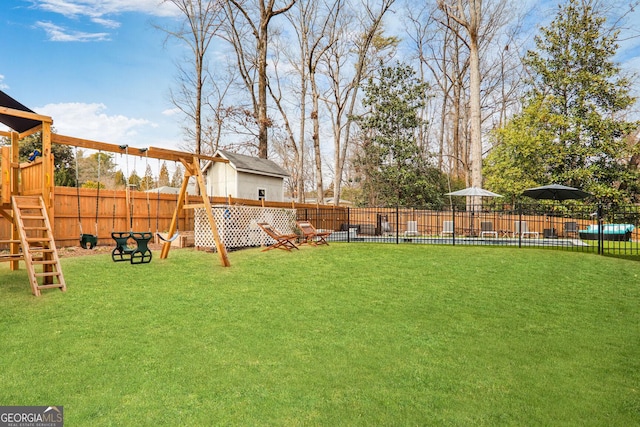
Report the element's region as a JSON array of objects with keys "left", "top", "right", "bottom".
[
  {"left": 257, "top": 222, "right": 299, "bottom": 252},
  {"left": 296, "top": 220, "right": 332, "bottom": 246}
]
